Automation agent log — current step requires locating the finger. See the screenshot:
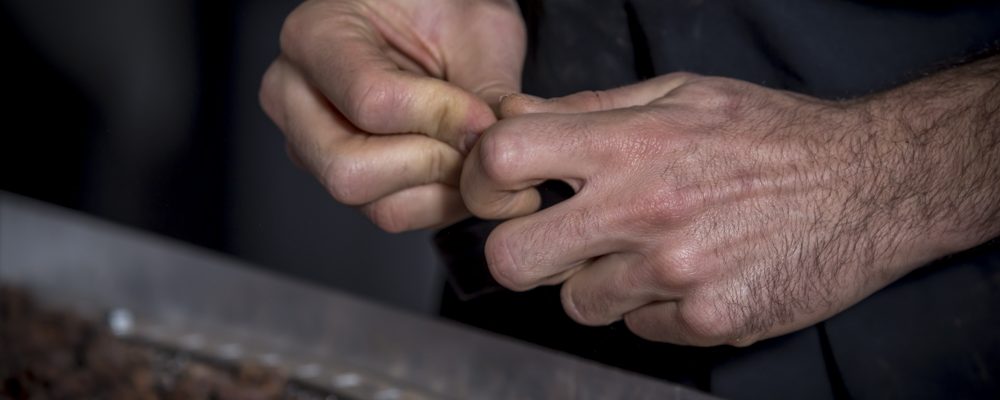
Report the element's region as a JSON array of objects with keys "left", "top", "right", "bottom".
[
  {"left": 442, "top": 0, "right": 525, "bottom": 94},
  {"left": 442, "top": 1, "right": 526, "bottom": 111},
  {"left": 275, "top": 60, "right": 464, "bottom": 205},
  {"left": 260, "top": 59, "right": 288, "bottom": 128},
  {"left": 321, "top": 135, "right": 464, "bottom": 205},
  {"left": 624, "top": 300, "right": 741, "bottom": 347},
  {"left": 484, "top": 199, "right": 621, "bottom": 291},
  {"left": 360, "top": 183, "right": 470, "bottom": 233},
  {"left": 284, "top": 142, "right": 307, "bottom": 171},
  {"left": 560, "top": 253, "right": 679, "bottom": 326},
  {"left": 622, "top": 301, "right": 691, "bottom": 345},
  {"left": 499, "top": 72, "right": 701, "bottom": 117},
  {"left": 281, "top": 4, "right": 496, "bottom": 152},
  {"left": 461, "top": 113, "right": 610, "bottom": 219},
  {"left": 262, "top": 58, "right": 346, "bottom": 177}
]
